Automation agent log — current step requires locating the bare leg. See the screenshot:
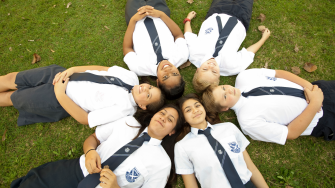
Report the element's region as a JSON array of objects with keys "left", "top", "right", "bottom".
[
  {"left": 0, "top": 91, "right": 15, "bottom": 106},
  {"left": 0, "top": 72, "right": 18, "bottom": 92}
]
